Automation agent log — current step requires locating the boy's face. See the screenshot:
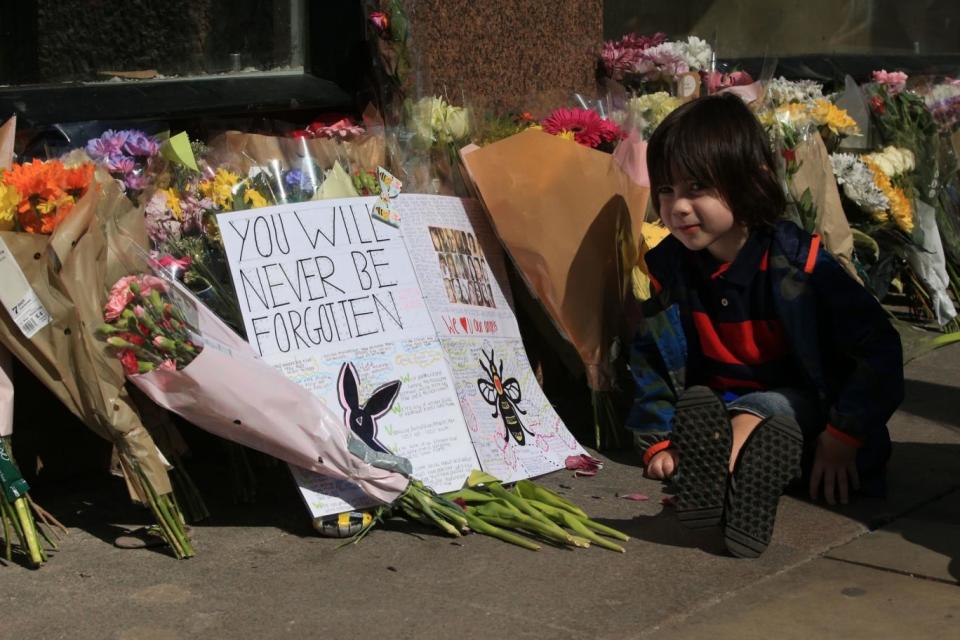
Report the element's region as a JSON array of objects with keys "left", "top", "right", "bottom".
[{"left": 657, "top": 179, "right": 746, "bottom": 261}]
